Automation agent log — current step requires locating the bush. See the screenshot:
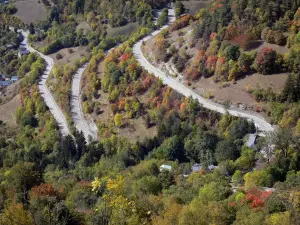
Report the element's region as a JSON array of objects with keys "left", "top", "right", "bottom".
[
  {"left": 56, "top": 53, "right": 63, "bottom": 60},
  {"left": 274, "top": 31, "right": 286, "bottom": 46},
  {"left": 261, "top": 28, "right": 286, "bottom": 46}
]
